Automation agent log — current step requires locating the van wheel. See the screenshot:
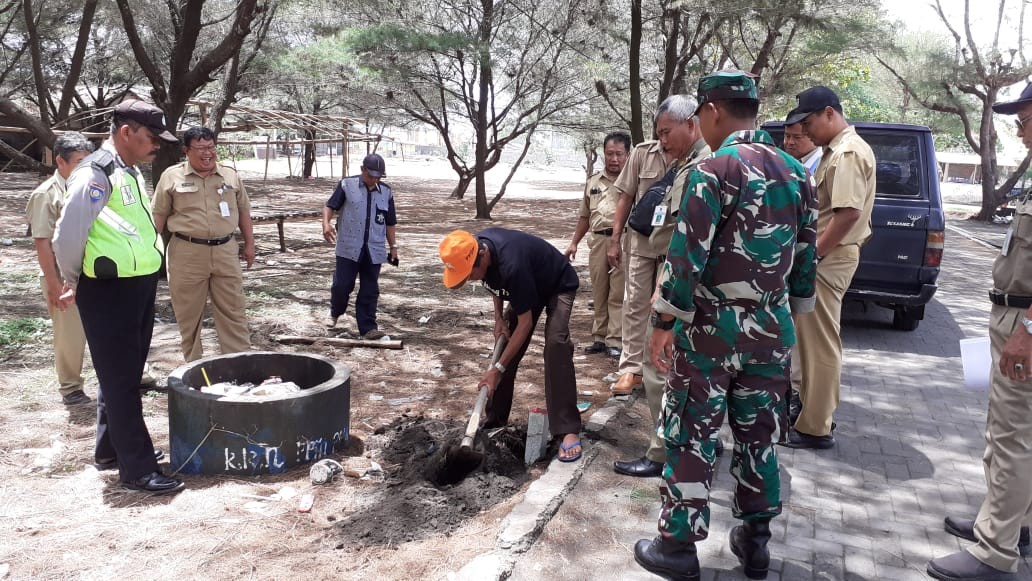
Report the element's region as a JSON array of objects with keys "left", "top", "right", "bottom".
[{"left": 892, "top": 306, "right": 923, "bottom": 331}]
